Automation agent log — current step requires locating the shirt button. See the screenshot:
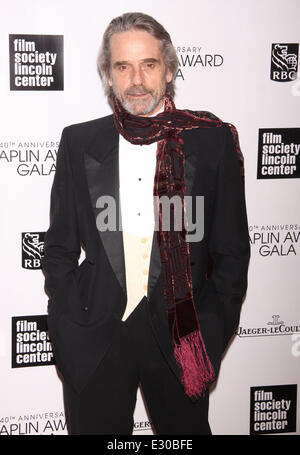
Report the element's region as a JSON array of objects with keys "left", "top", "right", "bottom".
[
  {"left": 141, "top": 238, "right": 147, "bottom": 243},
  {"left": 143, "top": 284, "right": 147, "bottom": 291},
  {"left": 142, "top": 253, "right": 148, "bottom": 259},
  {"left": 143, "top": 269, "right": 148, "bottom": 275}
]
